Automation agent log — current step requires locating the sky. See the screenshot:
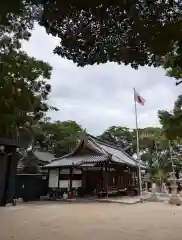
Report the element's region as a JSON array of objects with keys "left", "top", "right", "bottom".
[{"left": 22, "top": 24, "right": 182, "bottom": 136}]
